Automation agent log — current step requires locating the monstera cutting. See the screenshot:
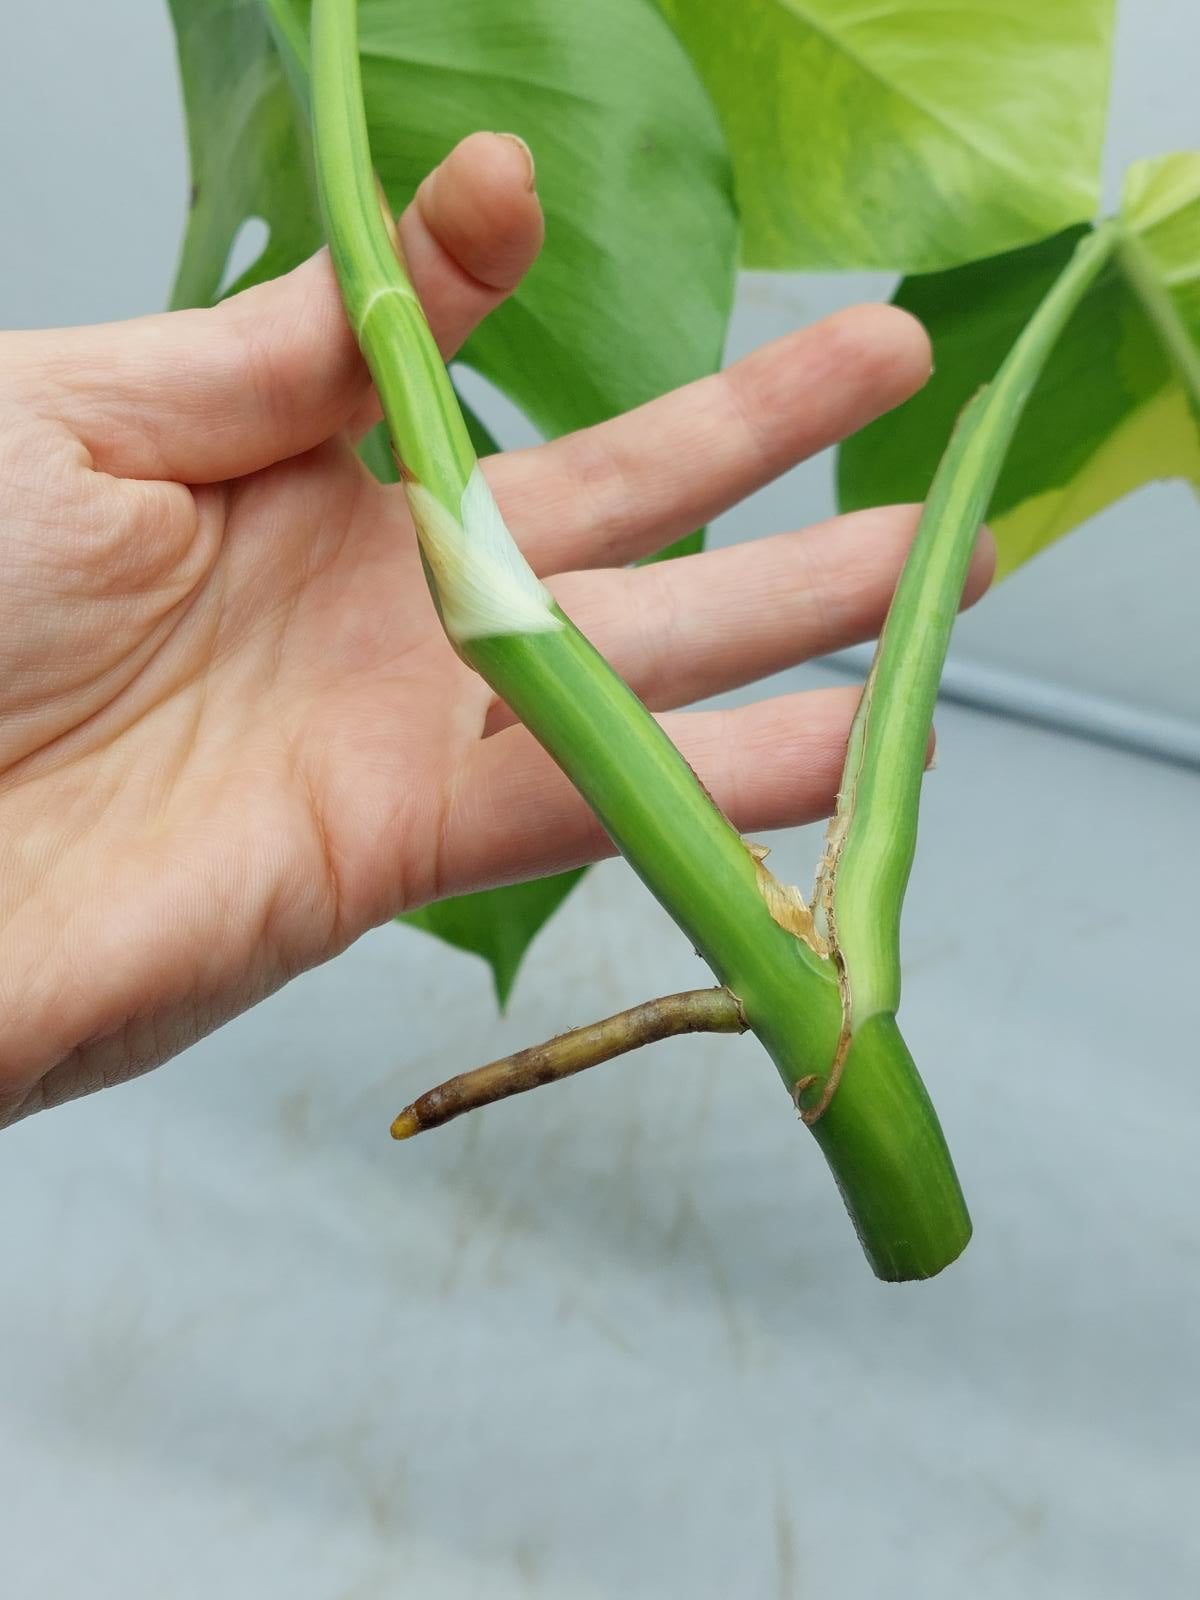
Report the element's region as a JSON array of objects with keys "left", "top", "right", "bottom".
[{"left": 167, "top": 0, "right": 1199, "bottom": 1278}]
